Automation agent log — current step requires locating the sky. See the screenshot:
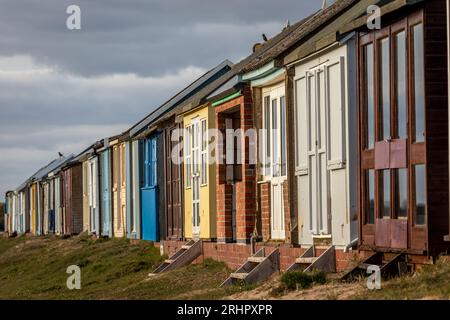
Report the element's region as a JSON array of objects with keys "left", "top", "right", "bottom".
[{"left": 0, "top": 0, "right": 321, "bottom": 201}]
